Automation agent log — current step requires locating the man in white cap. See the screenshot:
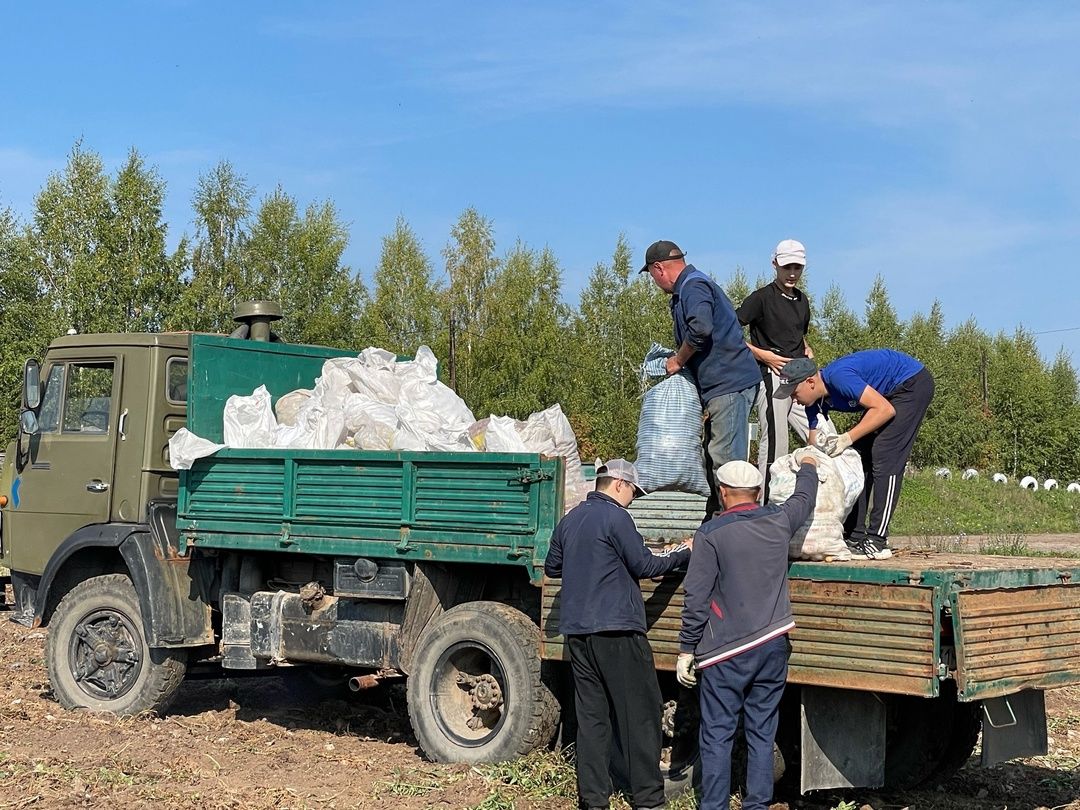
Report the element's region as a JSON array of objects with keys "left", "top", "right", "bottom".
[
  {"left": 736, "top": 239, "right": 821, "bottom": 502},
  {"left": 676, "top": 456, "right": 818, "bottom": 810},
  {"left": 545, "top": 459, "right": 691, "bottom": 810}
]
